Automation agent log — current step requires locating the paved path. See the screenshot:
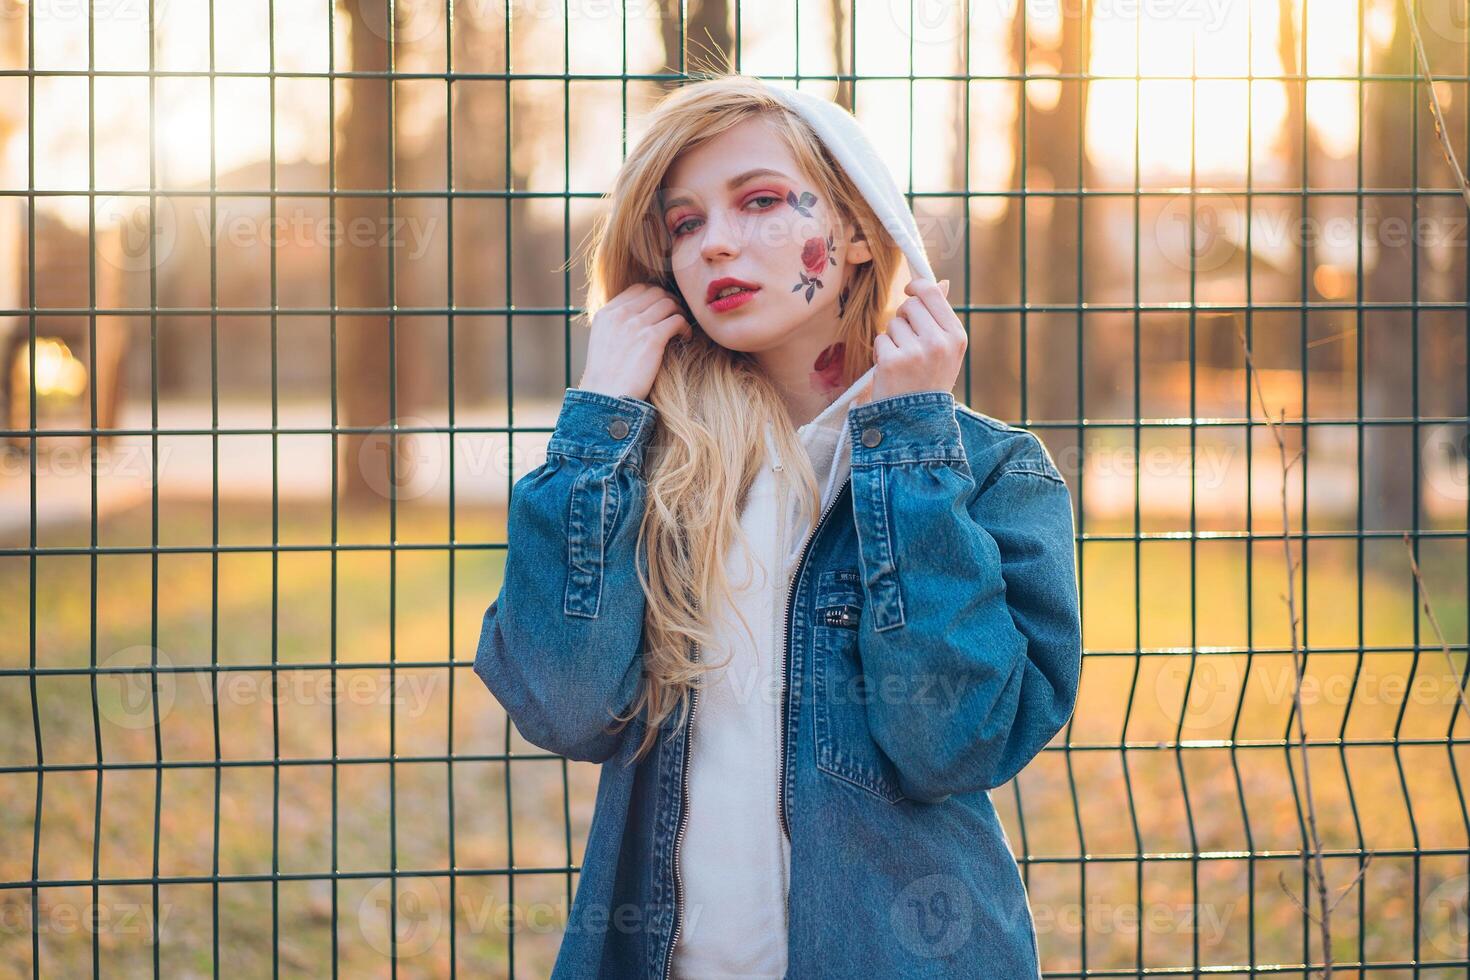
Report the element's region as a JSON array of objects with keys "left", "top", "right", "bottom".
[{"left": 1, "top": 398, "right": 1458, "bottom": 539}]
